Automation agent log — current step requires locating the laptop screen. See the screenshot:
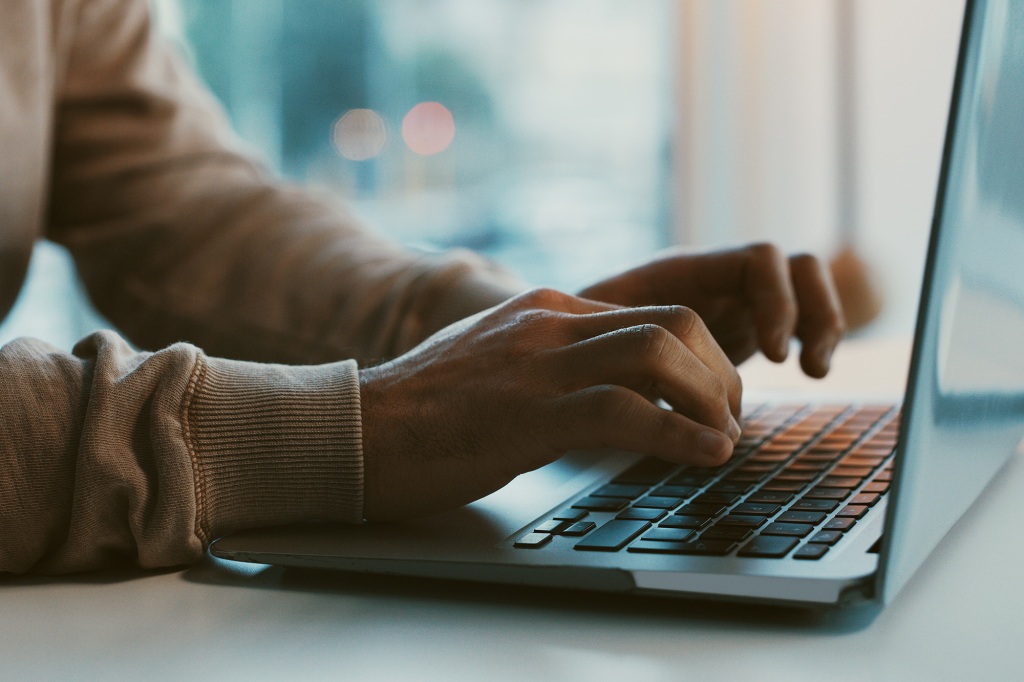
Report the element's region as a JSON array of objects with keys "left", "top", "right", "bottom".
[{"left": 880, "top": 0, "right": 1024, "bottom": 604}]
